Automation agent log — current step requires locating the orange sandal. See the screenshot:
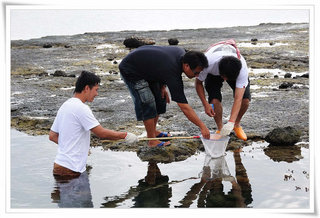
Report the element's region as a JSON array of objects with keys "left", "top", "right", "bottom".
[{"left": 233, "top": 126, "right": 247, "bottom": 141}]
